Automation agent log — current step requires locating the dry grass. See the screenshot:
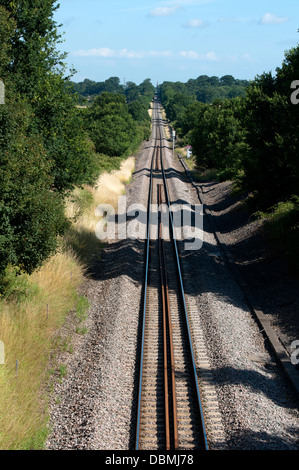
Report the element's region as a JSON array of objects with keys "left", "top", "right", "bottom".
[
  {"left": 0, "top": 253, "right": 82, "bottom": 449},
  {"left": 148, "top": 102, "right": 153, "bottom": 118},
  {"left": 0, "top": 156, "right": 135, "bottom": 449},
  {"left": 64, "top": 156, "right": 135, "bottom": 264}
]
